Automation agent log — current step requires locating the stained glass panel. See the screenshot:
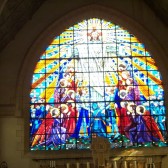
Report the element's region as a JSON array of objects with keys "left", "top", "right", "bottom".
[{"left": 30, "top": 18, "right": 168, "bottom": 150}]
